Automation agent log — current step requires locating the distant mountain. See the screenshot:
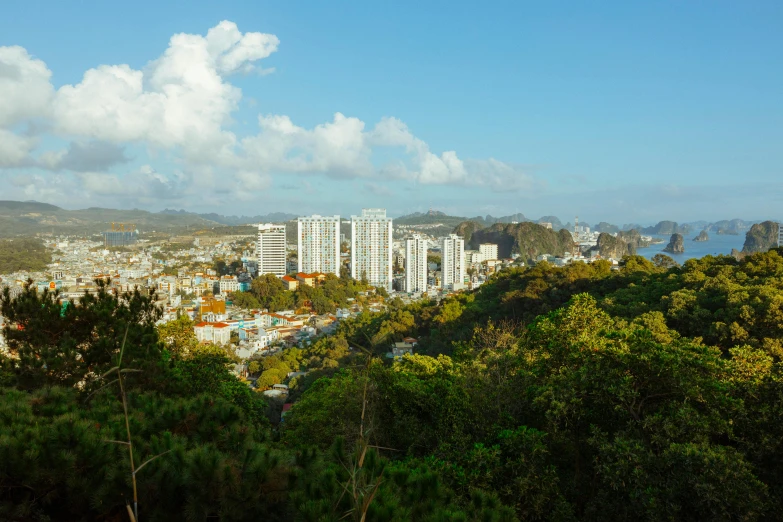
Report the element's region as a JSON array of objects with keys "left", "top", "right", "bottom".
[
  {"left": 0, "top": 200, "right": 222, "bottom": 238},
  {"left": 160, "top": 209, "right": 296, "bottom": 225},
  {"left": 395, "top": 211, "right": 468, "bottom": 227},
  {"left": 477, "top": 213, "right": 531, "bottom": 225},
  {"left": 0, "top": 200, "right": 63, "bottom": 212},
  {"left": 537, "top": 216, "right": 565, "bottom": 230},
  {"left": 593, "top": 222, "right": 620, "bottom": 234}
]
